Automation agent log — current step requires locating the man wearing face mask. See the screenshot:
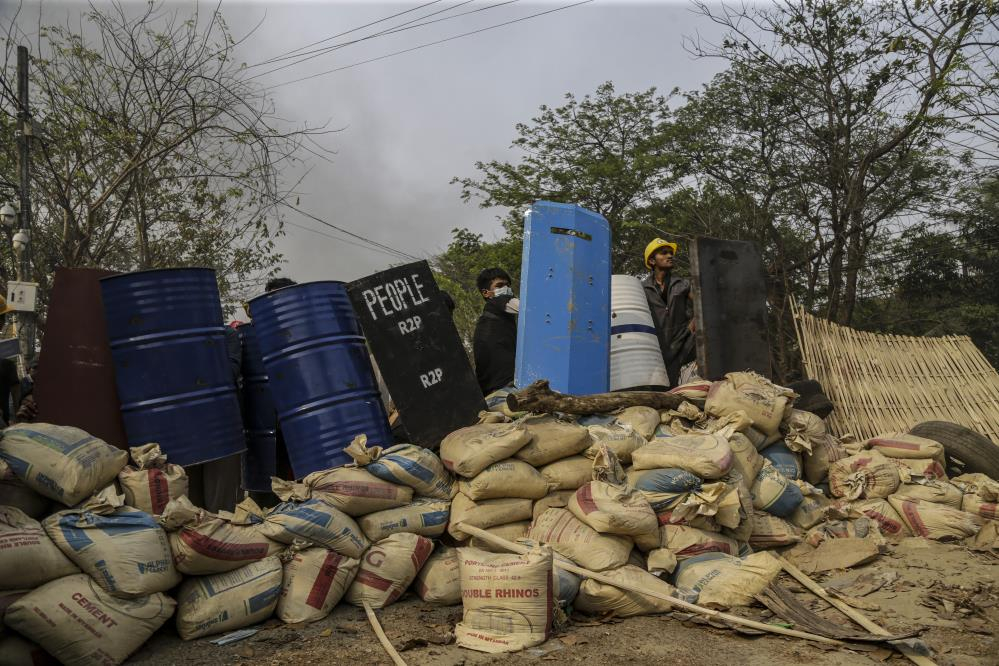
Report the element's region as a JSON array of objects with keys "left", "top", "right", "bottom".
[
  {"left": 472, "top": 267, "right": 519, "bottom": 394},
  {"left": 643, "top": 238, "right": 696, "bottom": 387}
]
